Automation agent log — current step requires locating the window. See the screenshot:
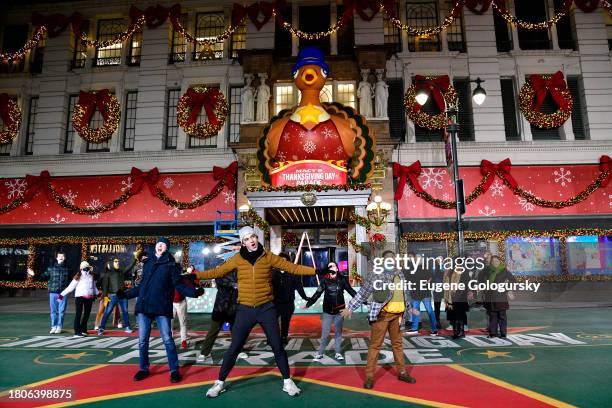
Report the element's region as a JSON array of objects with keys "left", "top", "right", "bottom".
[
  {"left": 384, "top": 3, "right": 402, "bottom": 53},
  {"left": 1, "top": 25, "right": 28, "bottom": 73},
  {"left": 274, "top": 84, "right": 297, "bottom": 115},
  {"left": 30, "top": 34, "right": 46, "bottom": 73},
  {"left": 516, "top": 0, "right": 551, "bottom": 50},
  {"left": 554, "top": 0, "right": 576, "bottom": 50},
  {"left": 86, "top": 97, "right": 112, "bottom": 152},
  {"left": 274, "top": 4, "right": 293, "bottom": 57},
  {"left": 65, "top": 94, "right": 78, "bottom": 153},
  {"left": 24, "top": 96, "right": 38, "bottom": 155},
  {"left": 194, "top": 12, "right": 224, "bottom": 60},
  {"left": 94, "top": 19, "right": 127, "bottom": 66},
  {"left": 336, "top": 5, "right": 354, "bottom": 55},
  {"left": 299, "top": 5, "right": 331, "bottom": 55},
  {"left": 169, "top": 14, "right": 187, "bottom": 63},
  {"left": 446, "top": 1, "right": 465, "bottom": 52},
  {"left": 165, "top": 89, "right": 180, "bottom": 149},
  {"left": 318, "top": 85, "right": 333, "bottom": 103},
  {"left": 336, "top": 82, "right": 356, "bottom": 109},
  {"left": 453, "top": 78, "right": 474, "bottom": 141},
  {"left": 388, "top": 79, "right": 407, "bottom": 140},
  {"left": 71, "top": 20, "right": 89, "bottom": 69},
  {"left": 190, "top": 86, "right": 219, "bottom": 148},
  {"left": 122, "top": 91, "right": 138, "bottom": 150},
  {"left": 567, "top": 76, "right": 589, "bottom": 140},
  {"left": 228, "top": 86, "right": 242, "bottom": 144},
  {"left": 500, "top": 78, "right": 520, "bottom": 141},
  {"left": 406, "top": 1, "right": 440, "bottom": 52},
  {"left": 494, "top": 9, "right": 512, "bottom": 52},
  {"left": 128, "top": 29, "right": 142, "bottom": 66},
  {"left": 230, "top": 20, "right": 246, "bottom": 59}
]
